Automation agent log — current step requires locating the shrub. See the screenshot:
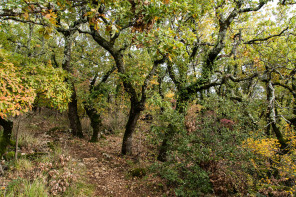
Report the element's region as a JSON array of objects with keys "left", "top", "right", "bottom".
[{"left": 151, "top": 96, "right": 256, "bottom": 196}]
